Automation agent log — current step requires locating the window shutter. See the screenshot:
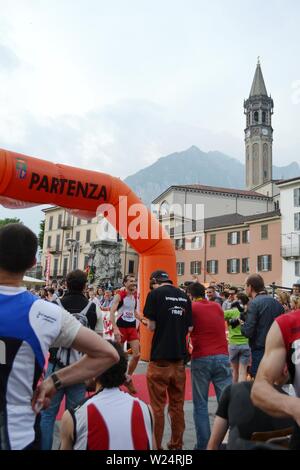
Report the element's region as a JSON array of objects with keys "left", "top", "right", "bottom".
[
  {"left": 237, "top": 259, "right": 240, "bottom": 273},
  {"left": 190, "top": 262, "right": 193, "bottom": 274},
  {"left": 258, "top": 256, "right": 261, "bottom": 272},
  {"left": 237, "top": 232, "right": 240, "bottom": 244},
  {"left": 182, "top": 238, "right": 185, "bottom": 249},
  {"left": 227, "top": 259, "right": 230, "bottom": 273},
  {"left": 215, "top": 260, "right": 218, "bottom": 274},
  {"left": 227, "top": 233, "right": 231, "bottom": 245},
  {"left": 268, "top": 255, "right": 272, "bottom": 271},
  {"left": 207, "top": 261, "right": 210, "bottom": 273}
]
